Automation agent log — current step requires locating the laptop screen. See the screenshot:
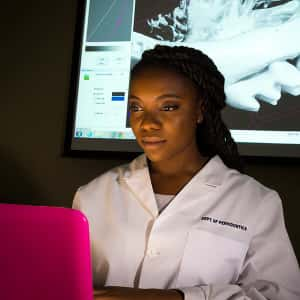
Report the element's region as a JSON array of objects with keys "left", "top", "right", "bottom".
[{"left": 0, "top": 203, "right": 93, "bottom": 300}]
